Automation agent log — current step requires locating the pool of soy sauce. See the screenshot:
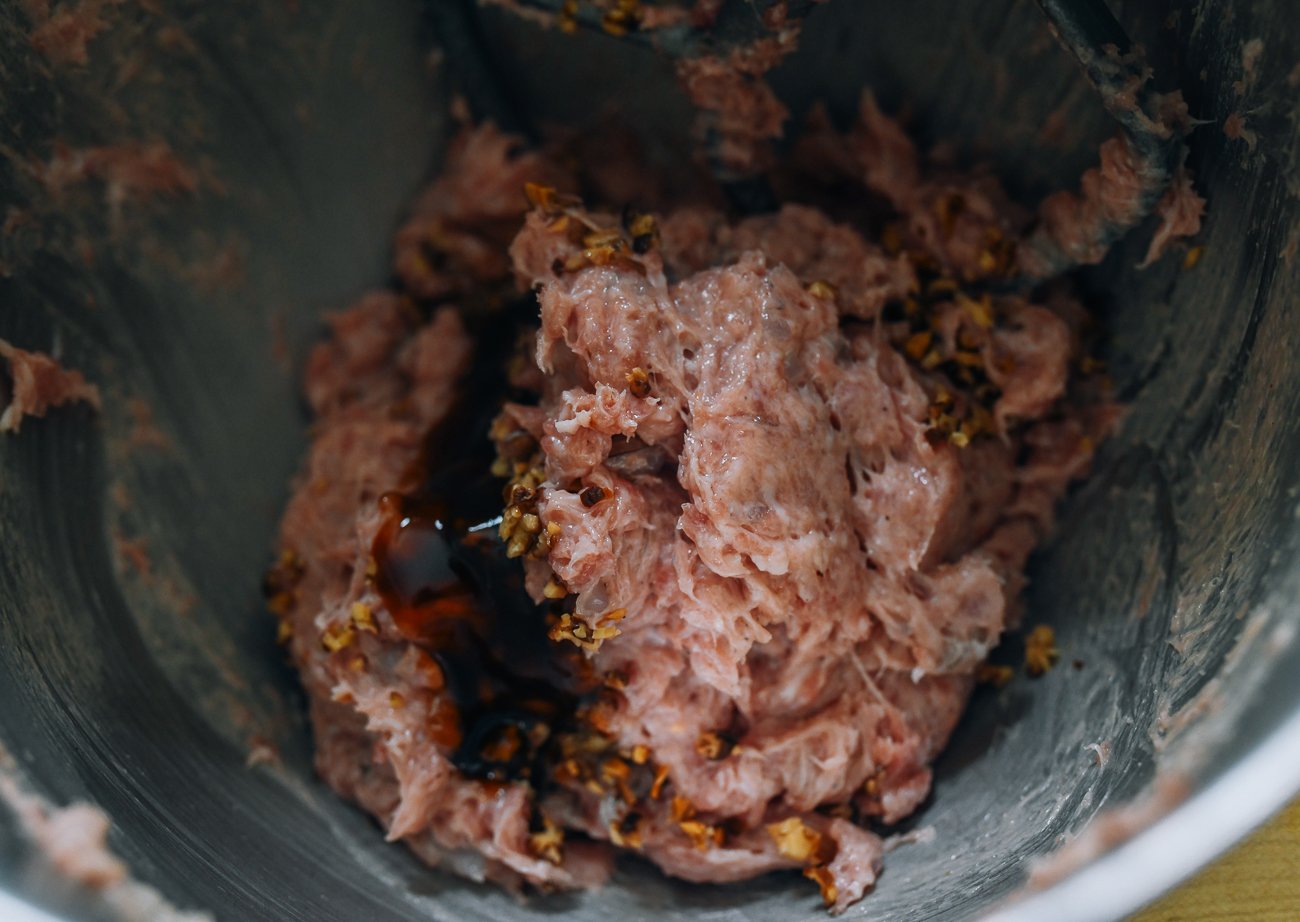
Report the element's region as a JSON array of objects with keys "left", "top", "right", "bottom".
[{"left": 368, "top": 301, "right": 582, "bottom": 784}]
